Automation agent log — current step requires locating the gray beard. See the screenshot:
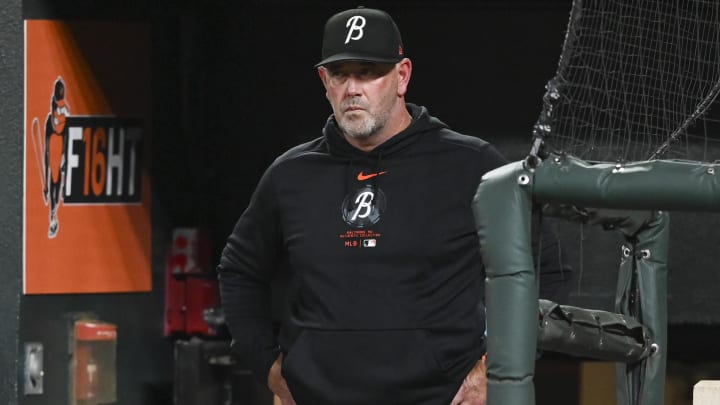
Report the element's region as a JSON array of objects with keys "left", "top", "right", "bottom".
[{"left": 338, "top": 116, "right": 380, "bottom": 139}]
